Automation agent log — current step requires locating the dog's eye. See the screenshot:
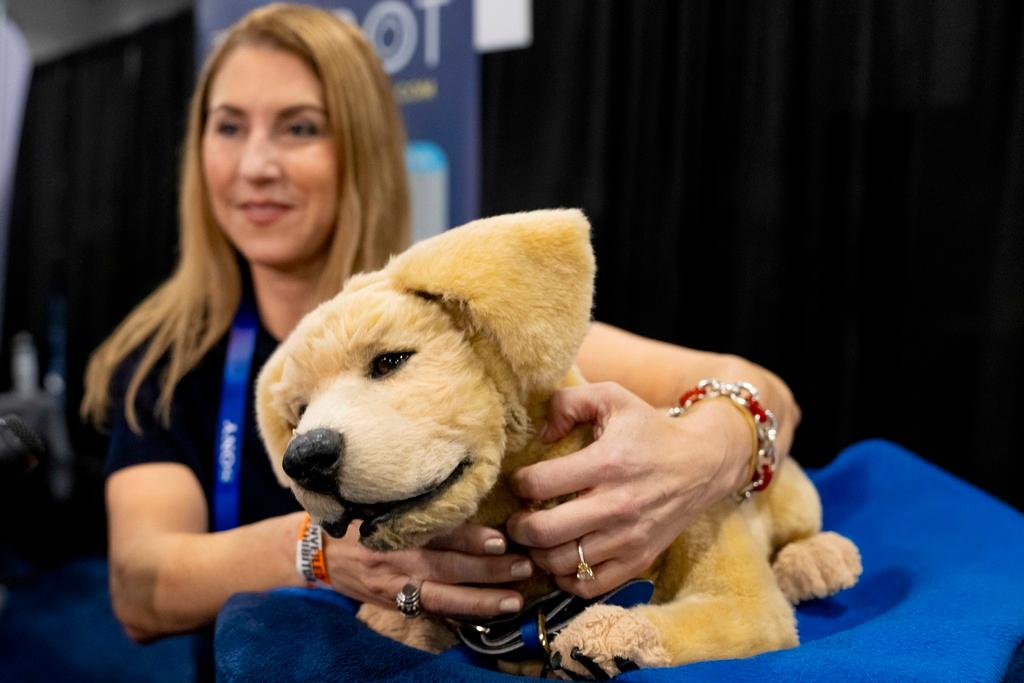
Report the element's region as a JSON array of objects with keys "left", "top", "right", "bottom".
[
  {"left": 370, "top": 351, "right": 415, "bottom": 379},
  {"left": 289, "top": 402, "right": 308, "bottom": 425}
]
